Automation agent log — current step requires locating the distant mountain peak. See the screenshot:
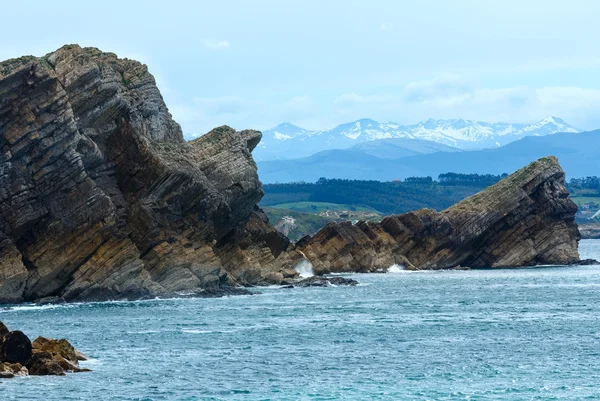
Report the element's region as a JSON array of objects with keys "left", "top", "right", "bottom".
[
  {"left": 274, "top": 122, "right": 304, "bottom": 130},
  {"left": 254, "top": 116, "right": 579, "bottom": 161}
]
